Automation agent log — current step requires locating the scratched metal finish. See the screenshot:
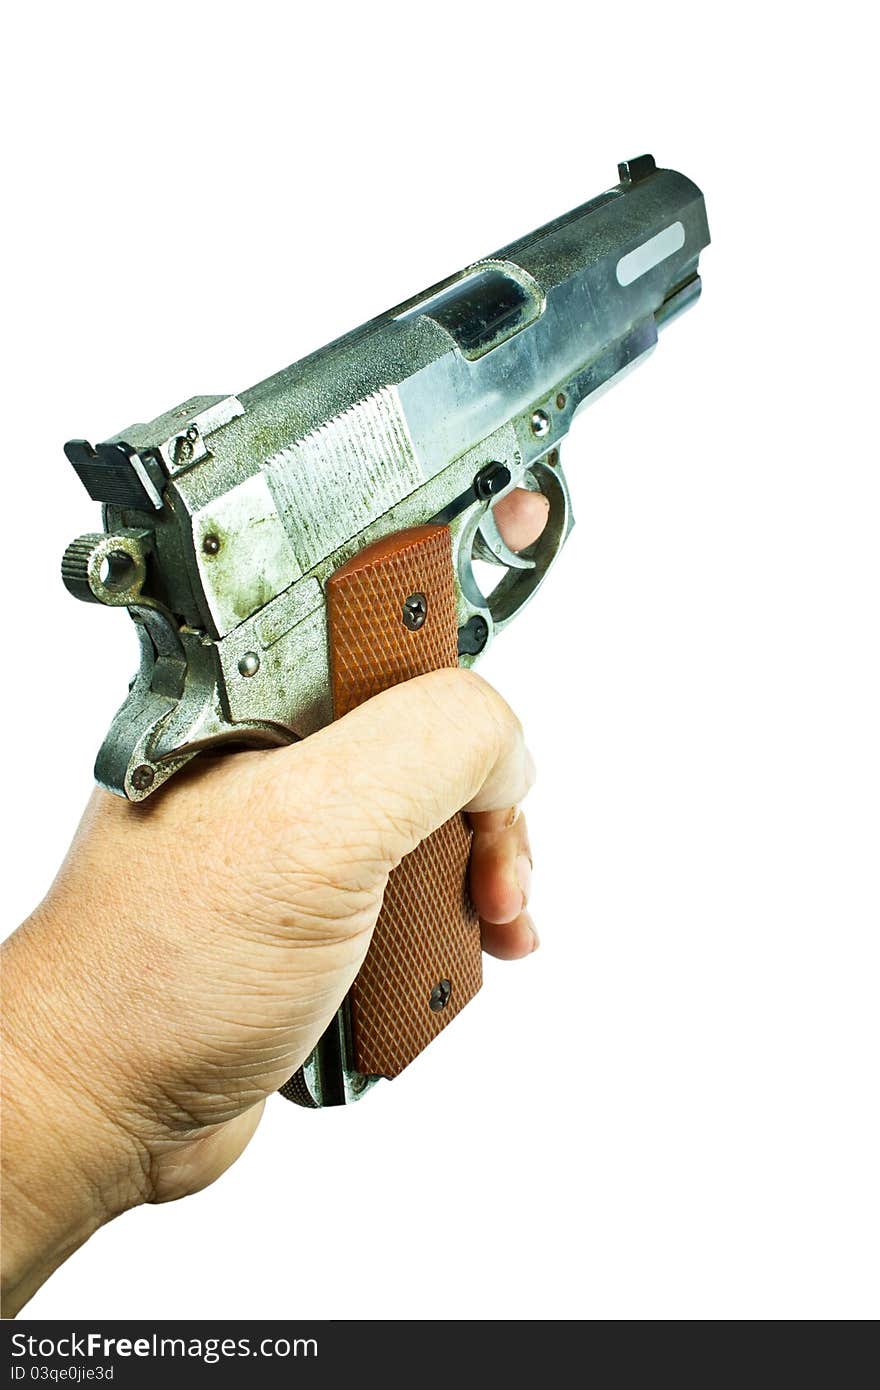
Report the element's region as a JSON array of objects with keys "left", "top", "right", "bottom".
[{"left": 61, "top": 157, "right": 710, "bottom": 803}]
